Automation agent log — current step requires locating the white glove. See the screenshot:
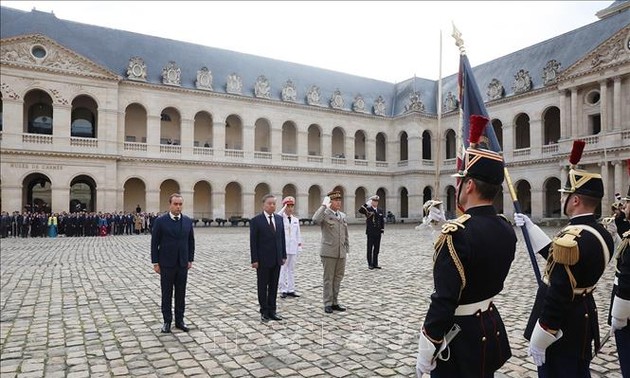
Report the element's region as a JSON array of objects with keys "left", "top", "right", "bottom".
[
  {"left": 428, "top": 207, "right": 445, "bottom": 222},
  {"left": 612, "top": 317, "right": 627, "bottom": 332},
  {"left": 365, "top": 200, "right": 371, "bottom": 207},
  {"left": 322, "top": 196, "right": 331, "bottom": 207},
  {"left": 278, "top": 205, "right": 287, "bottom": 215},
  {"left": 514, "top": 213, "right": 551, "bottom": 252},
  {"left": 416, "top": 331, "right": 437, "bottom": 376},
  {"left": 529, "top": 321, "right": 563, "bottom": 366}
]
